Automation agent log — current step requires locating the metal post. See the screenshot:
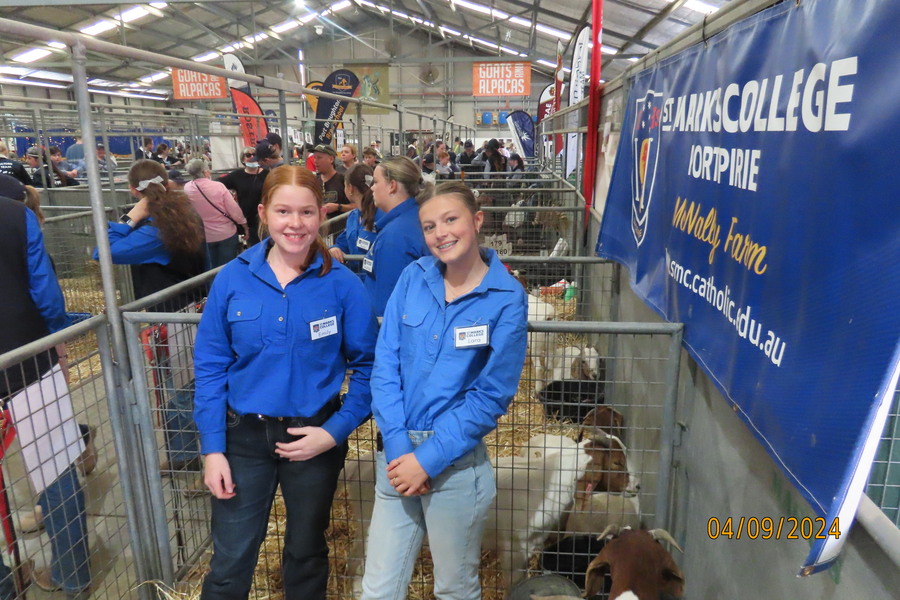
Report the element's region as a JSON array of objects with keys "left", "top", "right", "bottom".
[
  {"left": 398, "top": 109, "right": 404, "bottom": 154},
  {"left": 95, "top": 325, "right": 157, "bottom": 600},
  {"left": 278, "top": 74, "right": 290, "bottom": 164},
  {"left": 122, "top": 317, "right": 178, "bottom": 584},
  {"left": 356, "top": 99, "right": 364, "bottom": 159},
  {"left": 655, "top": 325, "right": 684, "bottom": 531},
  {"left": 30, "top": 108, "right": 51, "bottom": 190}
]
